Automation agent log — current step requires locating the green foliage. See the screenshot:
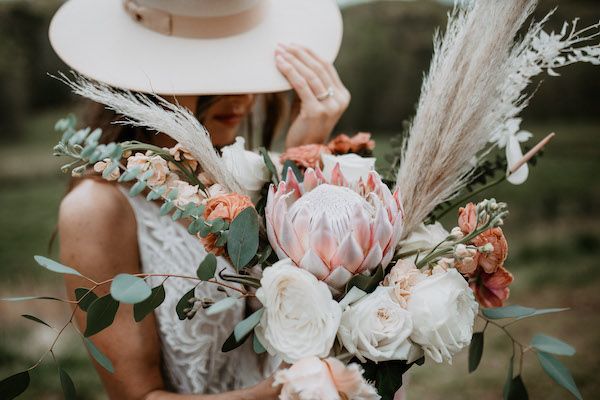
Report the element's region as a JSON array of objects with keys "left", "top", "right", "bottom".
[
  {"left": 74, "top": 288, "right": 98, "bottom": 312},
  {"left": 84, "top": 338, "right": 114, "bottom": 374},
  {"left": 531, "top": 334, "right": 576, "bottom": 356},
  {"left": 468, "top": 332, "right": 484, "bottom": 373},
  {"left": 259, "top": 147, "right": 280, "bottom": 184},
  {"left": 21, "top": 314, "right": 52, "bottom": 329},
  {"left": 221, "top": 329, "right": 251, "bottom": 353},
  {"left": 282, "top": 160, "right": 303, "bottom": 182},
  {"left": 227, "top": 207, "right": 260, "bottom": 270},
  {"left": 482, "top": 305, "right": 569, "bottom": 320},
  {"left": 233, "top": 308, "right": 264, "bottom": 342},
  {"left": 361, "top": 359, "right": 415, "bottom": 400},
  {"left": 176, "top": 287, "right": 196, "bottom": 320},
  {"left": 134, "top": 285, "right": 166, "bottom": 323},
  {"left": 536, "top": 352, "right": 582, "bottom": 400},
  {"left": 205, "top": 297, "right": 239, "bottom": 316},
  {"left": 128, "top": 180, "right": 147, "bottom": 197},
  {"left": 503, "top": 357, "right": 529, "bottom": 400},
  {"left": 58, "top": 367, "right": 77, "bottom": 400},
  {"left": 110, "top": 274, "right": 152, "bottom": 304},
  {"left": 84, "top": 294, "right": 120, "bottom": 337},
  {"left": 253, "top": 334, "right": 267, "bottom": 354},
  {"left": 0, "top": 371, "right": 30, "bottom": 400},
  {"left": 159, "top": 200, "right": 175, "bottom": 216},
  {"left": 34, "top": 255, "right": 82, "bottom": 277},
  {"left": 345, "top": 265, "right": 384, "bottom": 294},
  {"left": 197, "top": 254, "right": 217, "bottom": 281},
  {"left": 119, "top": 166, "right": 142, "bottom": 182}
]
